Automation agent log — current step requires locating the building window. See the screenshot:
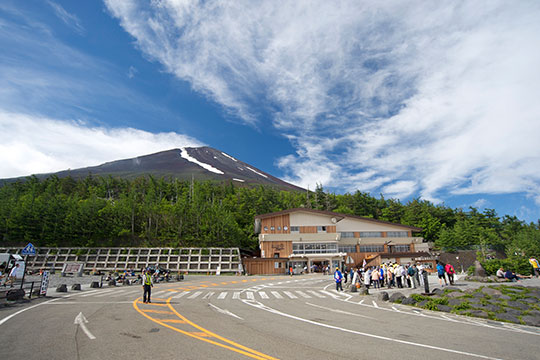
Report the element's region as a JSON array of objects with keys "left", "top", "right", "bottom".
[
  {"left": 277, "top": 226, "right": 281, "bottom": 231},
  {"left": 264, "top": 226, "right": 268, "bottom": 231},
  {"left": 392, "top": 245, "right": 411, "bottom": 252},
  {"left": 340, "top": 232, "right": 355, "bottom": 238},
  {"left": 359, "top": 245, "right": 384, "bottom": 252},
  {"left": 359, "top": 232, "right": 382, "bottom": 238},
  {"left": 270, "top": 226, "right": 275, "bottom": 231},
  {"left": 317, "top": 226, "right": 327, "bottom": 233},
  {"left": 387, "top": 231, "right": 408, "bottom": 238},
  {"left": 290, "top": 226, "right": 299, "bottom": 233},
  {"left": 274, "top": 253, "right": 280, "bottom": 258},
  {"left": 283, "top": 226, "right": 288, "bottom": 231},
  {"left": 339, "top": 245, "right": 356, "bottom": 253},
  {"left": 292, "top": 243, "right": 338, "bottom": 254},
  {"left": 274, "top": 262, "right": 281, "bottom": 269}
]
